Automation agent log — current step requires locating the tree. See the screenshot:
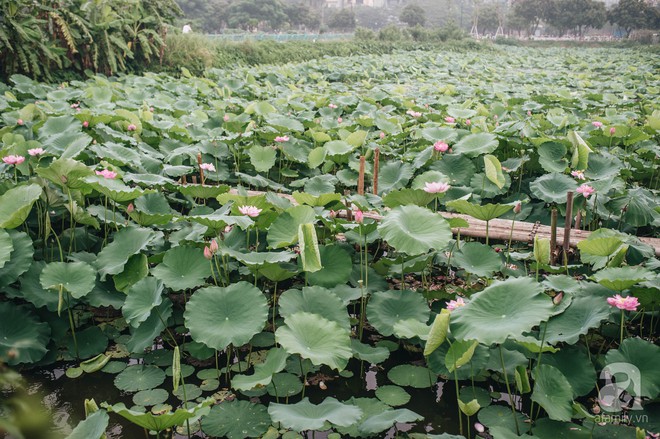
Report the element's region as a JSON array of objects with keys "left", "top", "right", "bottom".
[
  {"left": 510, "top": 0, "right": 546, "bottom": 36},
  {"left": 608, "top": 0, "right": 658, "bottom": 37},
  {"left": 543, "top": 0, "right": 605, "bottom": 37},
  {"left": 400, "top": 3, "right": 426, "bottom": 27},
  {"left": 476, "top": 2, "right": 502, "bottom": 35},
  {"left": 327, "top": 9, "right": 355, "bottom": 31},
  {"left": 283, "top": 2, "right": 320, "bottom": 30}
]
